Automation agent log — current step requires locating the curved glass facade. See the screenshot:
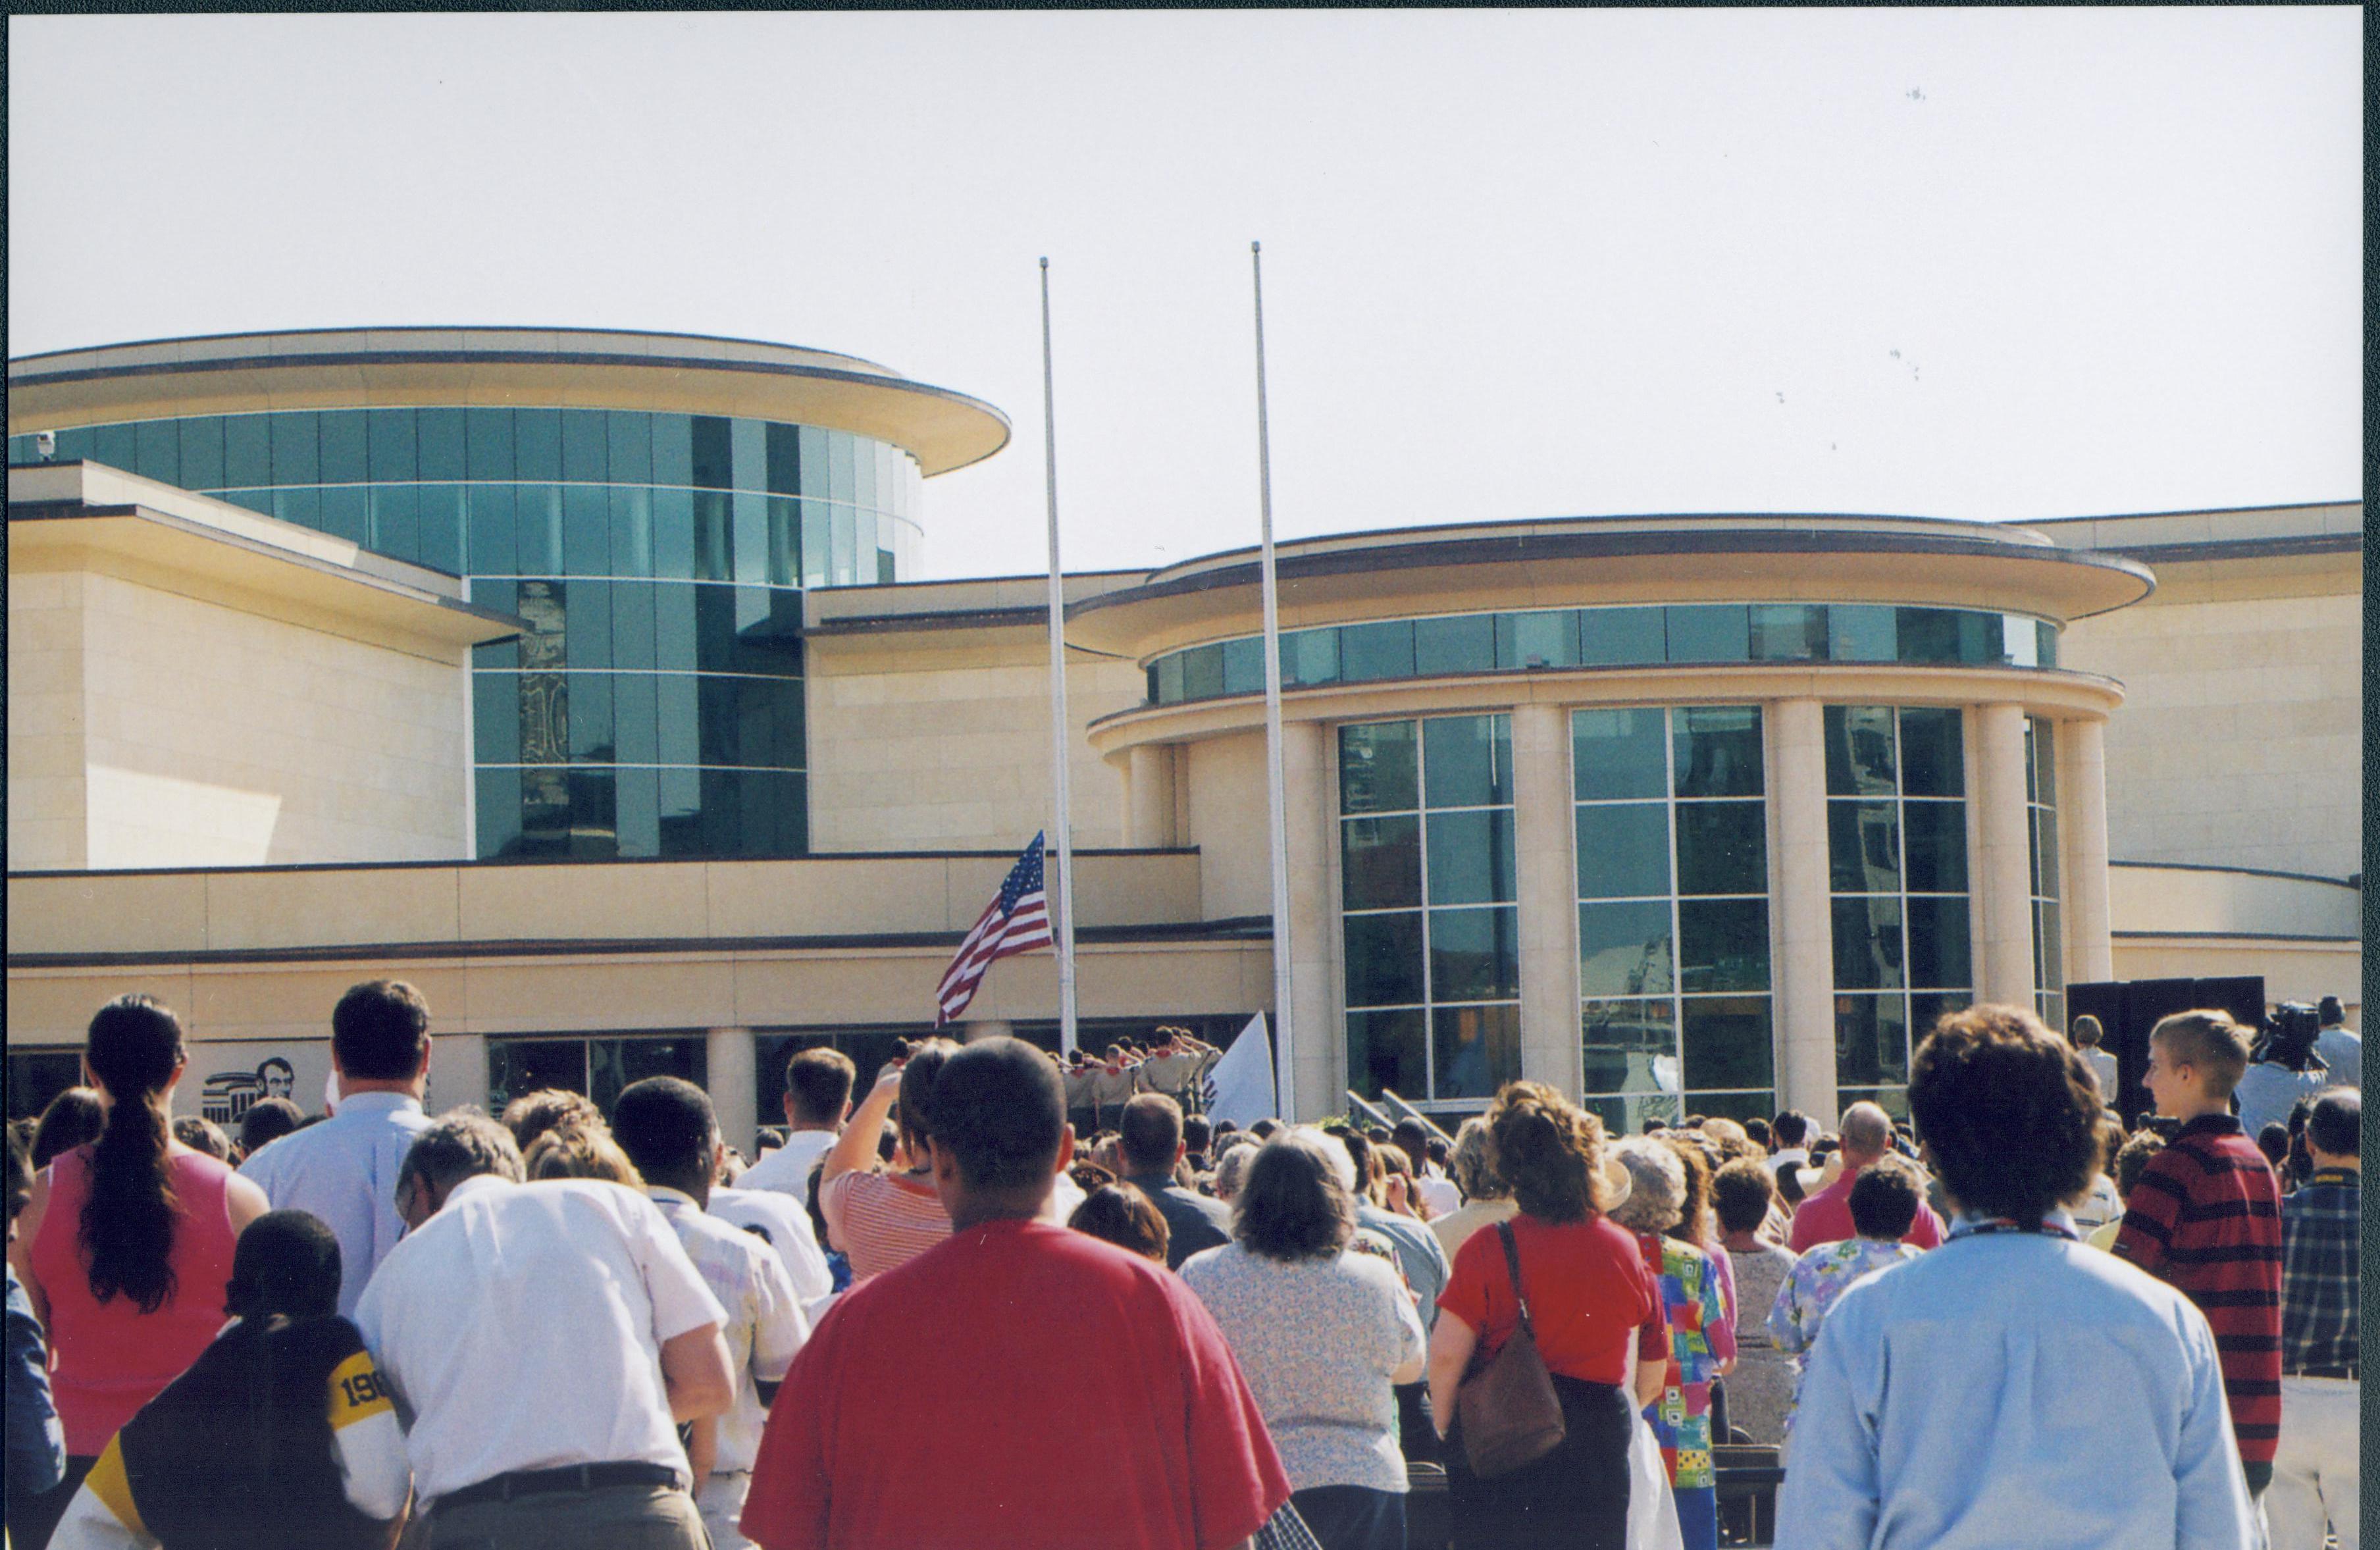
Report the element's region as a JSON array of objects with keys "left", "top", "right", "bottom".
[
  {"left": 11, "top": 406, "right": 927, "bottom": 860},
  {"left": 1145, "top": 604, "right": 2060, "bottom": 706}
]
